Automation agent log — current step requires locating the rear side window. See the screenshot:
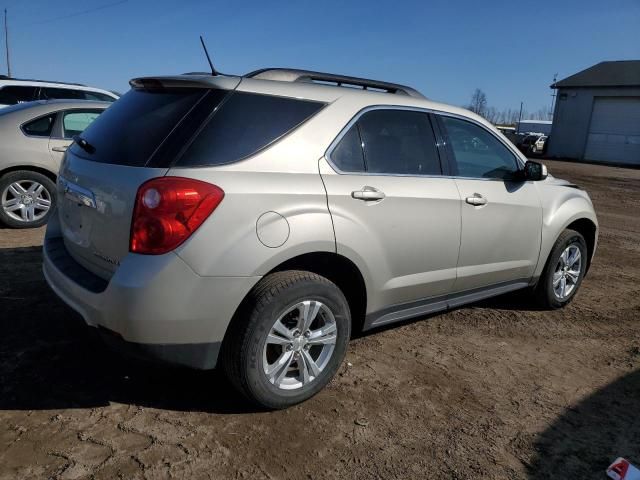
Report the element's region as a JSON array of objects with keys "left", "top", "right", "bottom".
[
  {"left": 83, "top": 91, "right": 116, "bottom": 102},
  {"left": 0, "top": 86, "right": 37, "bottom": 105},
  {"left": 70, "top": 88, "right": 210, "bottom": 166},
  {"left": 22, "top": 114, "right": 56, "bottom": 137},
  {"left": 356, "top": 109, "right": 442, "bottom": 175},
  {"left": 178, "top": 92, "right": 325, "bottom": 167}
]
